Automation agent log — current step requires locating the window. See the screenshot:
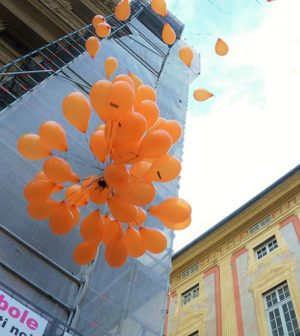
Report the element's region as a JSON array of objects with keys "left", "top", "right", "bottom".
[
  {"left": 188, "top": 332, "right": 199, "bottom": 336},
  {"left": 249, "top": 215, "right": 272, "bottom": 234},
  {"left": 255, "top": 236, "right": 278, "bottom": 260},
  {"left": 264, "top": 282, "right": 300, "bottom": 336},
  {"left": 181, "top": 263, "right": 199, "bottom": 279},
  {"left": 182, "top": 284, "right": 199, "bottom": 306}
]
